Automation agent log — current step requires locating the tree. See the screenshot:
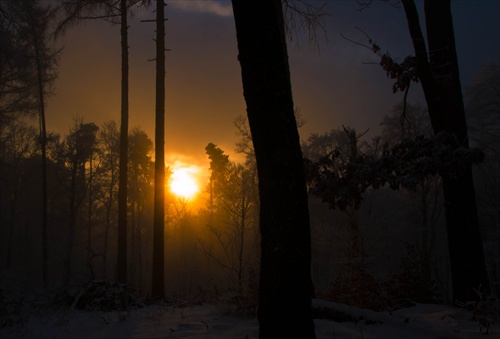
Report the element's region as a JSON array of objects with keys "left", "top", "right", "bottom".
[
  {"left": 205, "top": 142, "right": 230, "bottom": 220},
  {"left": 128, "top": 127, "right": 154, "bottom": 289},
  {"left": 58, "top": 0, "right": 151, "bottom": 285},
  {"left": 381, "top": 102, "right": 443, "bottom": 294},
  {"left": 233, "top": 116, "right": 260, "bottom": 246},
  {"left": 116, "top": 0, "right": 130, "bottom": 285},
  {"left": 466, "top": 61, "right": 500, "bottom": 153},
  {"left": 85, "top": 123, "right": 101, "bottom": 279},
  {"left": 465, "top": 62, "right": 500, "bottom": 297},
  {"left": 231, "top": 0, "right": 315, "bottom": 337},
  {"left": 304, "top": 126, "right": 372, "bottom": 262},
  {"left": 60, "top": 120, "right": 99, "bottom": 286},
  {"left": 0, "top": 119, "right": 38, "bottom": 269},
  {"left": 96, "top": 120, "right": 120, "bottom": 278},
  {"left": 358, "top": 0, "right": 492, "bottom": 303},
  {"left": 151, "top": 0, "right": 166, "bottom": 300},
  {"left": 380, "top": 102, "right": 433, "bottom": 144},
  {"left": 400, "top": 0, "right": 490, "bottom": 303},
  {"left": 201, "top": 145, "right": 258, "bottom": 296},
  {"left": 2, "top": 0, "right": 60, "bottom": 289},
  {"left": 0, "top": 1, "right": 37, "bottom": 124},
  {"left": 27, "top": 0, "right": 59, "bottom": 290}
]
